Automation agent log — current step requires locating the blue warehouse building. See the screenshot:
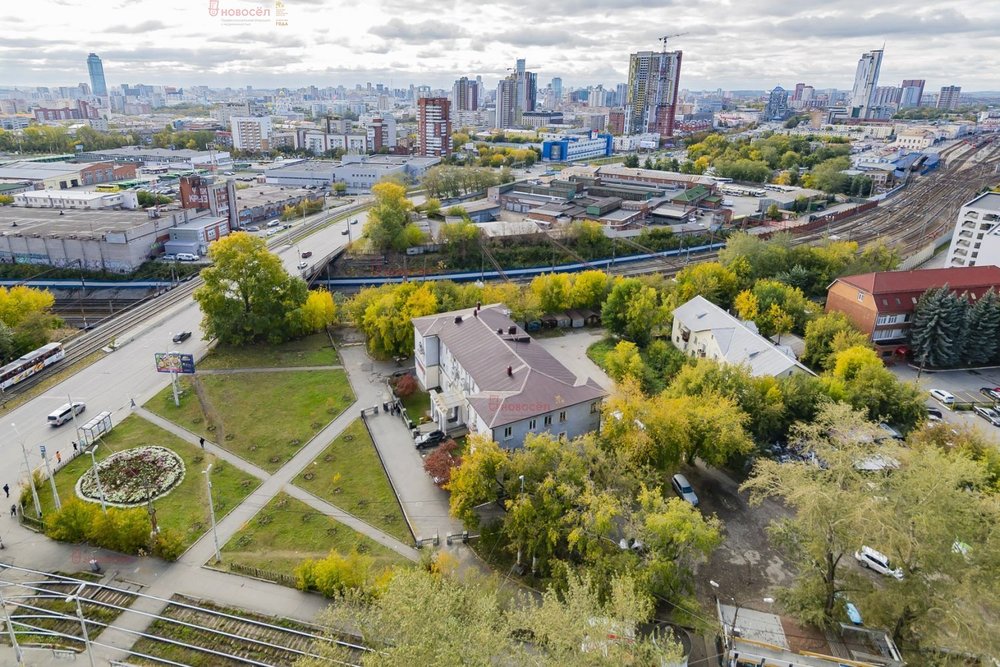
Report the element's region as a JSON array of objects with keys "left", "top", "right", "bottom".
[{"left": 541, "top": 133, "right": 613, "bottom": 162}]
